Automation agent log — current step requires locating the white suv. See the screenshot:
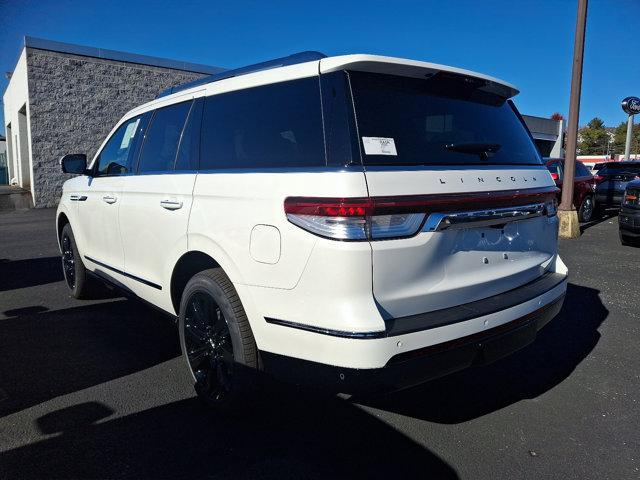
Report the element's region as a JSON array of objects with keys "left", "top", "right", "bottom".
[{"left": 56, "top": 53, "right": 567, "bottom": 405}]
